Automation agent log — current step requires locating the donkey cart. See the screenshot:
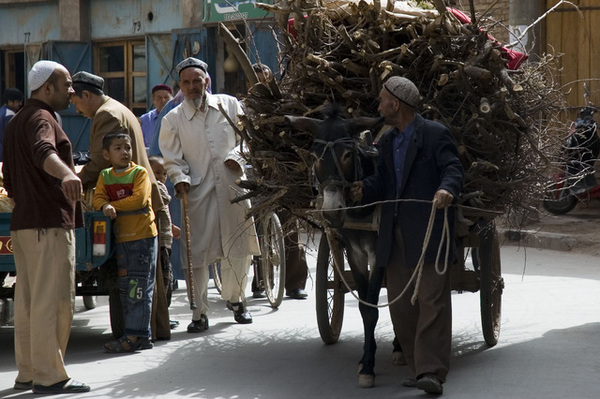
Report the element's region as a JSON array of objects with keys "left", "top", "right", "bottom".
[{"left": 315, "top": 204, "right": 504, "bottom": 347}]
